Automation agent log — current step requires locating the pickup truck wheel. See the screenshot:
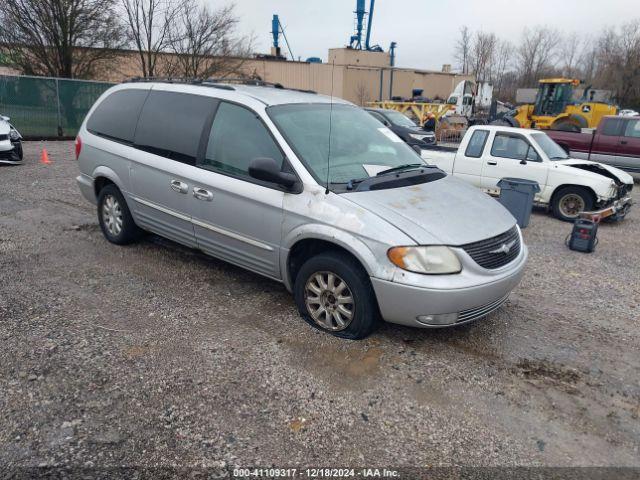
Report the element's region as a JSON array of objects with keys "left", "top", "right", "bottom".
[
  {"left": 294, "top": 252, "right": 380, "bottom": 340},
  {"left": 552, "top": 186, "right": 594, "bottom": 222},
  {"left": 97, "top": 184, "right": 143, "bottom": 245}
]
